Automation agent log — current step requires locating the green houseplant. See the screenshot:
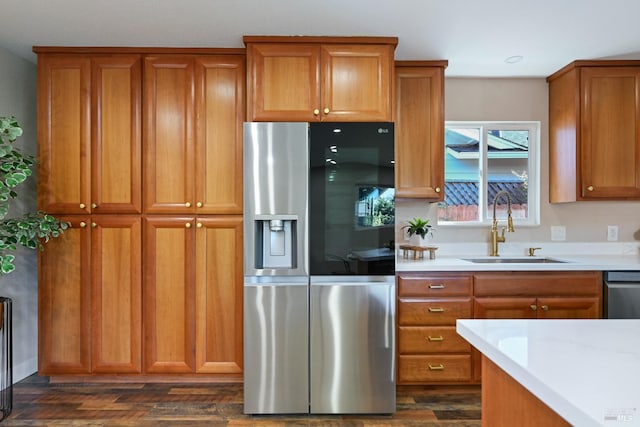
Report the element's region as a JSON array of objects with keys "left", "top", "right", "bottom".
[
  {"left": 0, "top": 116, "right": 67, "bottom": 274},
  {"left": 402, "top": 217, "right": 433, "bottom": 240}
]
